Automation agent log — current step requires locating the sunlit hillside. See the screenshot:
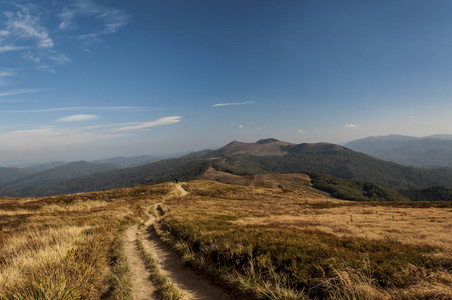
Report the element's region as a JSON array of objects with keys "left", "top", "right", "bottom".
[
  {"left": 1, "top": 176, "right": 451, "bottom": 299},
  {"left": 0, "top": 183, "right": 178, "bottom": 299}
]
